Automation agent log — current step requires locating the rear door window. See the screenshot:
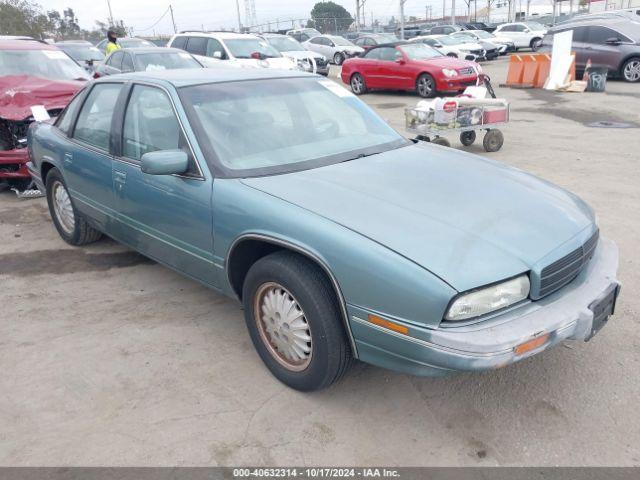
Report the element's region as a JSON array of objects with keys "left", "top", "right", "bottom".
[
  {"left": 73, "top": 83, "right": 122, "bottom": 152},
  {"left": 186, "top": 37, "right": 208, "bottom": 56},
  {"left": 121, "top": 53, "right": 135, "bottom": 72},
  {"left": 586, "top": 26, "right": 618, "bottom": 44}
]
